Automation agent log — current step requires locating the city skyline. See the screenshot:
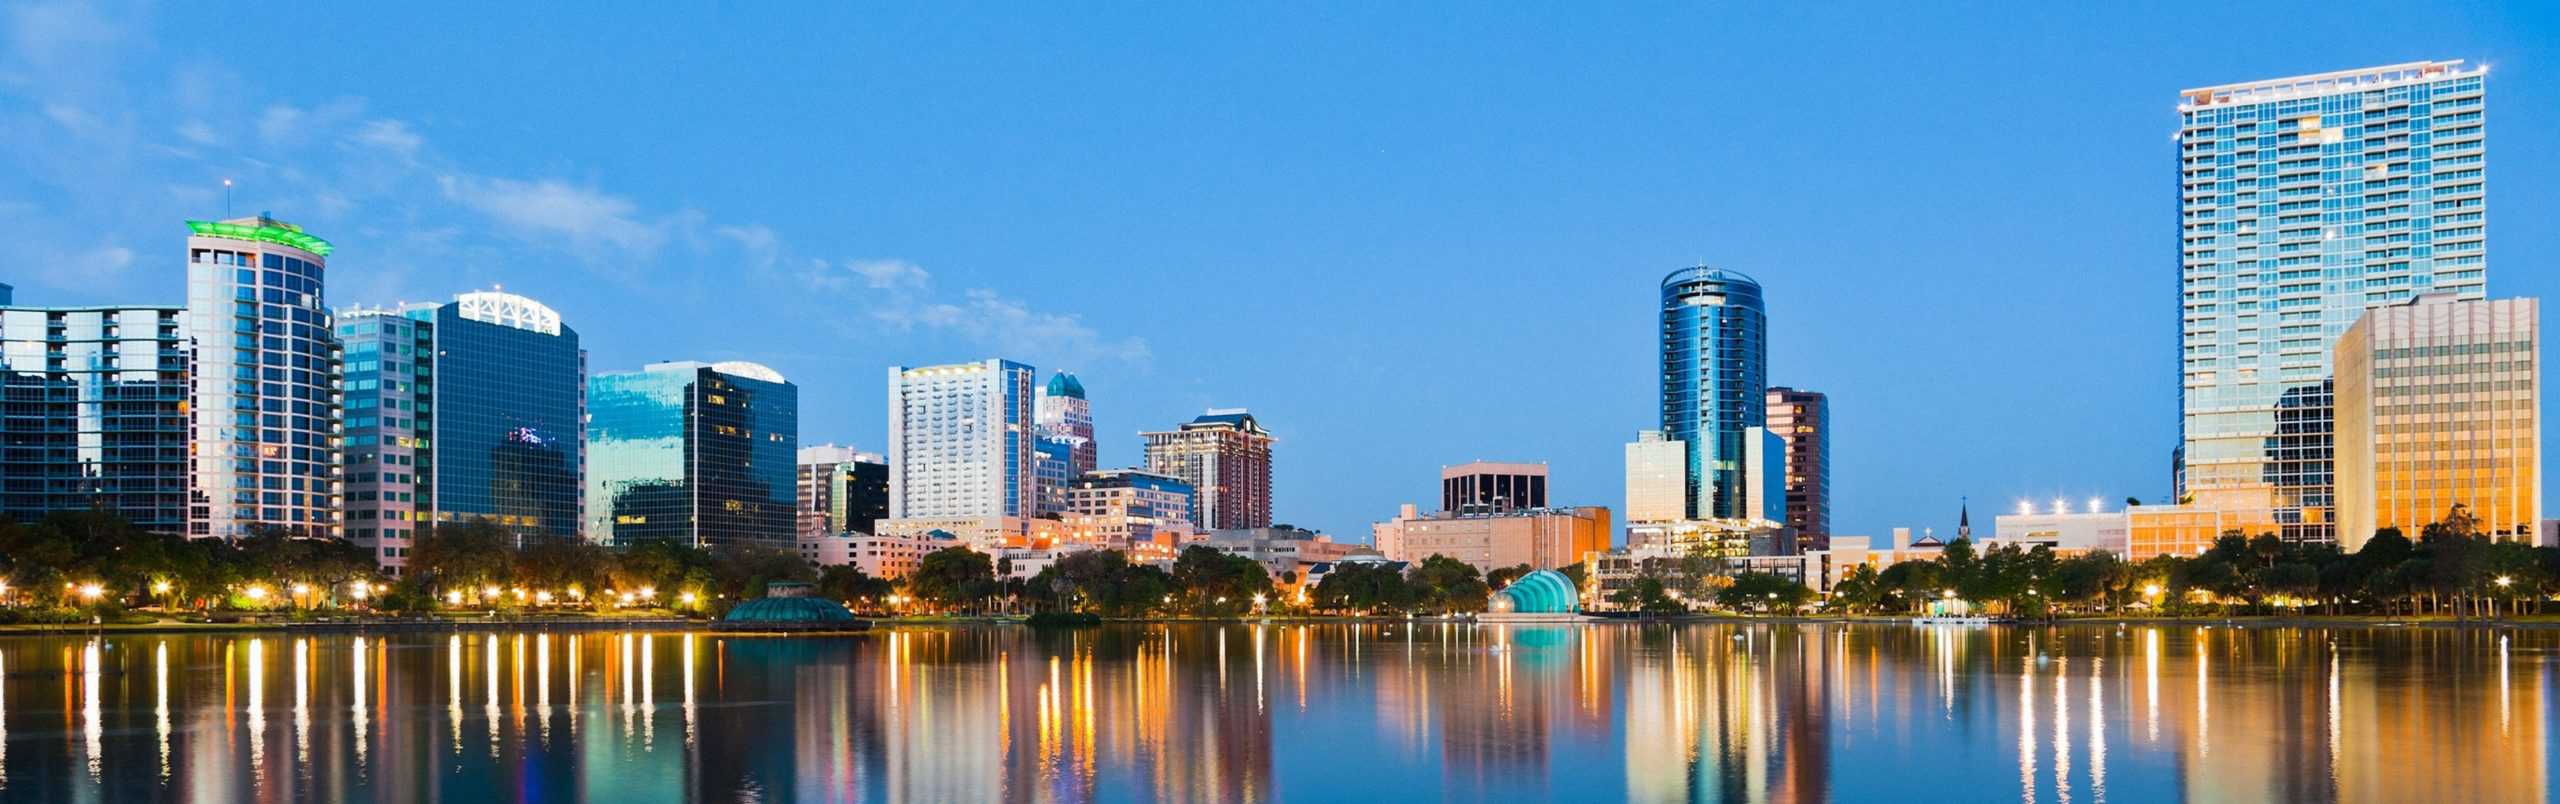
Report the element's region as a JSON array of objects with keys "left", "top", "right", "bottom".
[{"left": 5, "top": 5, "right": 2557, "bottom": 541}]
